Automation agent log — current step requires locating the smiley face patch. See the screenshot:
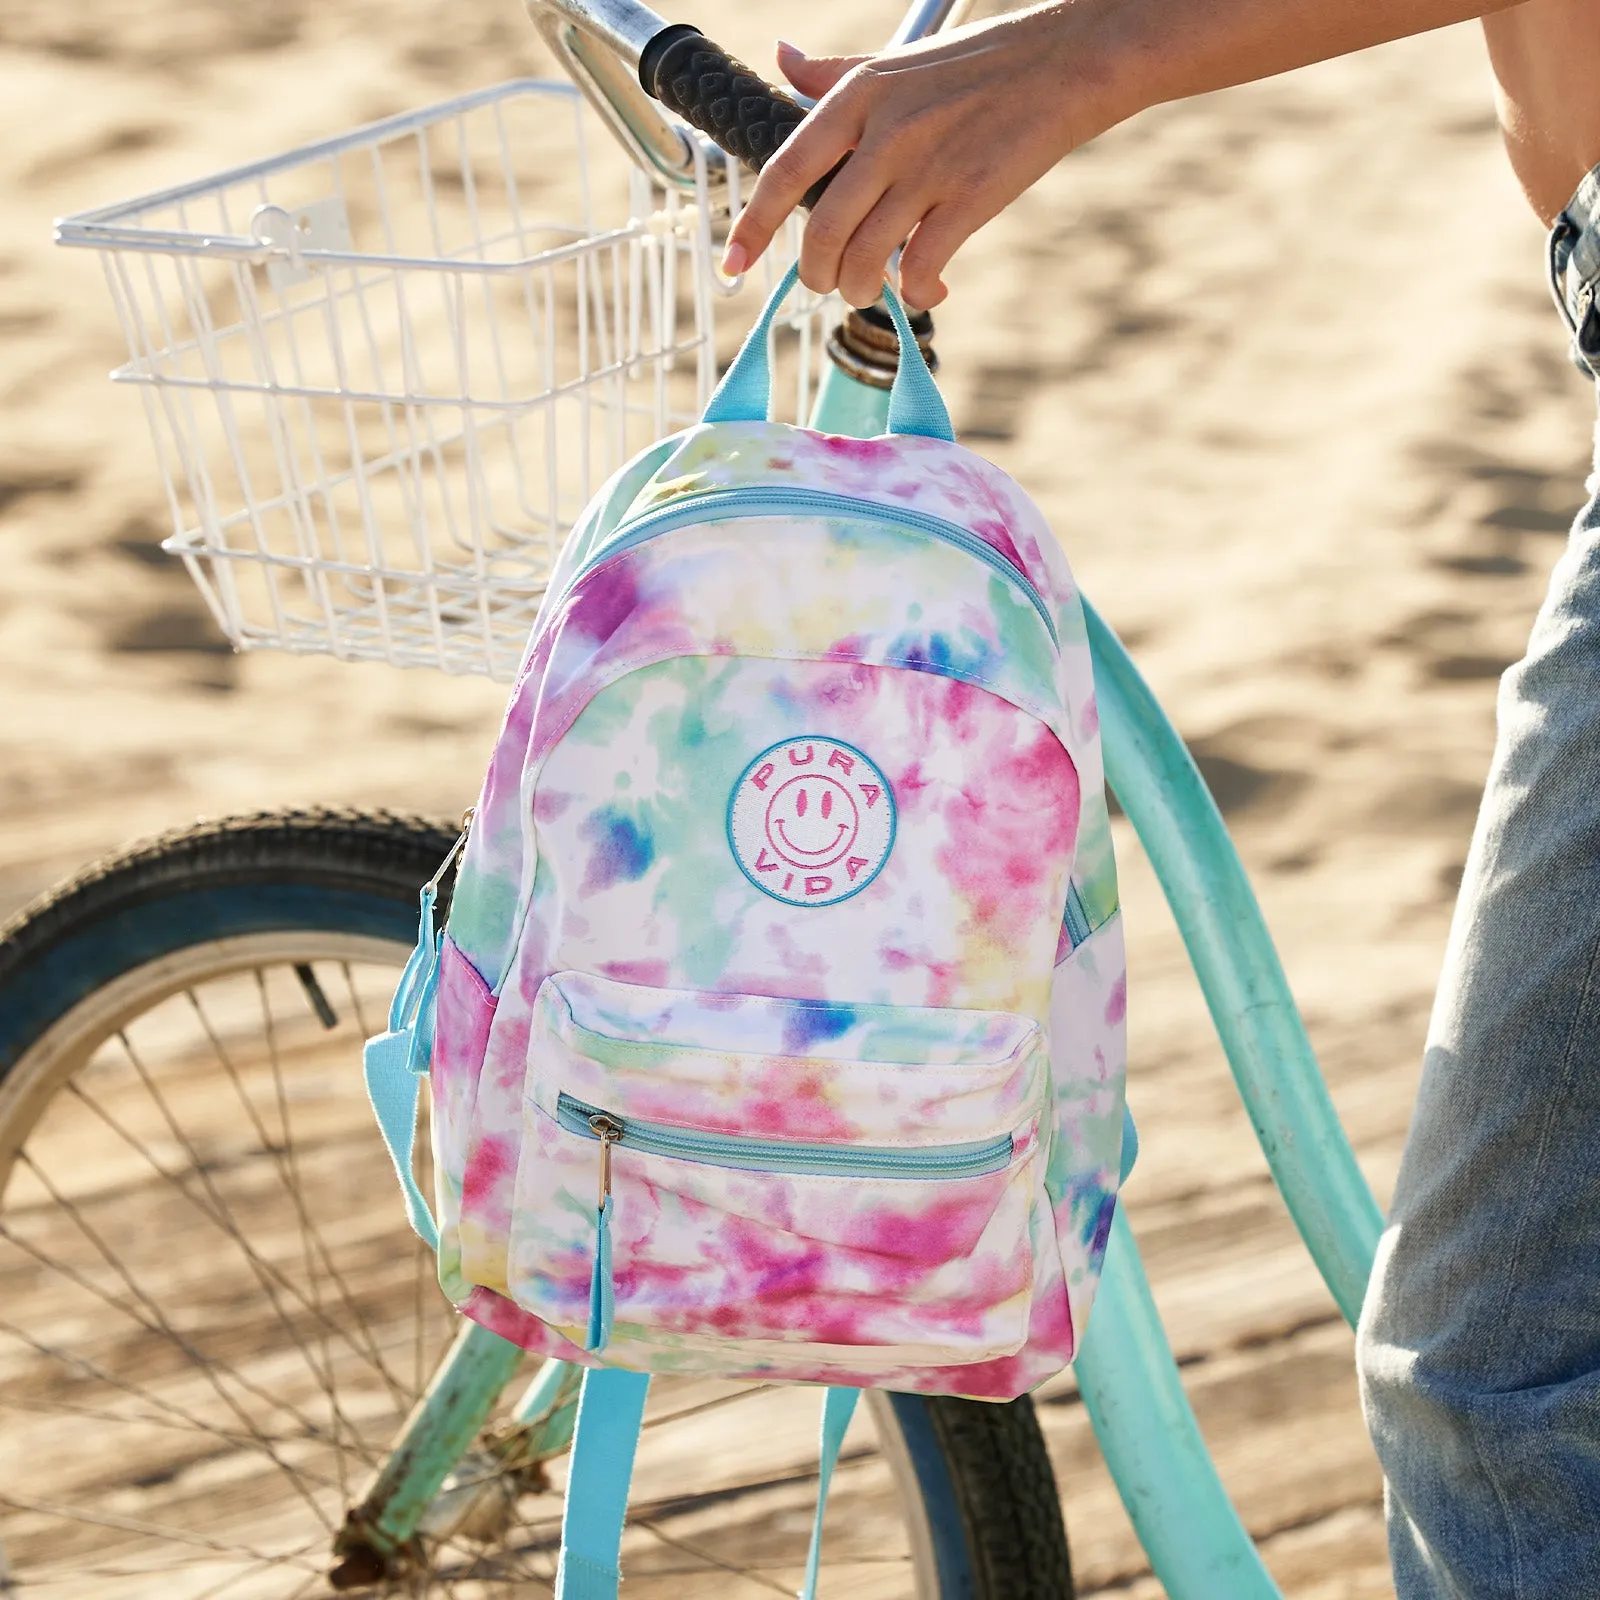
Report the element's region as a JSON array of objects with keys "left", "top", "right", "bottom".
[{"left": 727, "top": 737, "right": 895, "bottom": 907}]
